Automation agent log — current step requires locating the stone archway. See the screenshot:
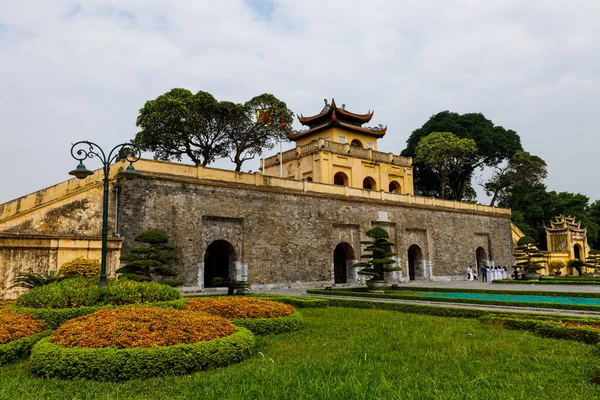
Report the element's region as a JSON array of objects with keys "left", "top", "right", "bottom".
[
  {"left": 476, "top": 247, "right": 487, "bottom": 276},
  {"left": 203, "top": 240, "right": 237, "bottom": 287},
  {"left": 363, "top": 177, "right": 377, "bottom": 191},
  {"left": 351, "top": 139, "right": 363, "bottom": 148},
  {"left": 389, "top": 180, "right": 401, "bottom": 193},
  {"left": 408, "top": 244, "right": 423, "bottom": 281},
  {"left": 333, "top": 242, "right": 355, "bottom": 284}
]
